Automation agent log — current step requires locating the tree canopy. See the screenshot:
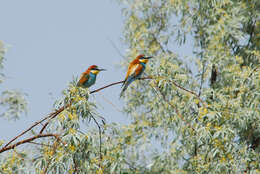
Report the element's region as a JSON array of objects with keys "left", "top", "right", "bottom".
[{"left": 0, "top": 0, "right": 259, "bottom": 173}]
